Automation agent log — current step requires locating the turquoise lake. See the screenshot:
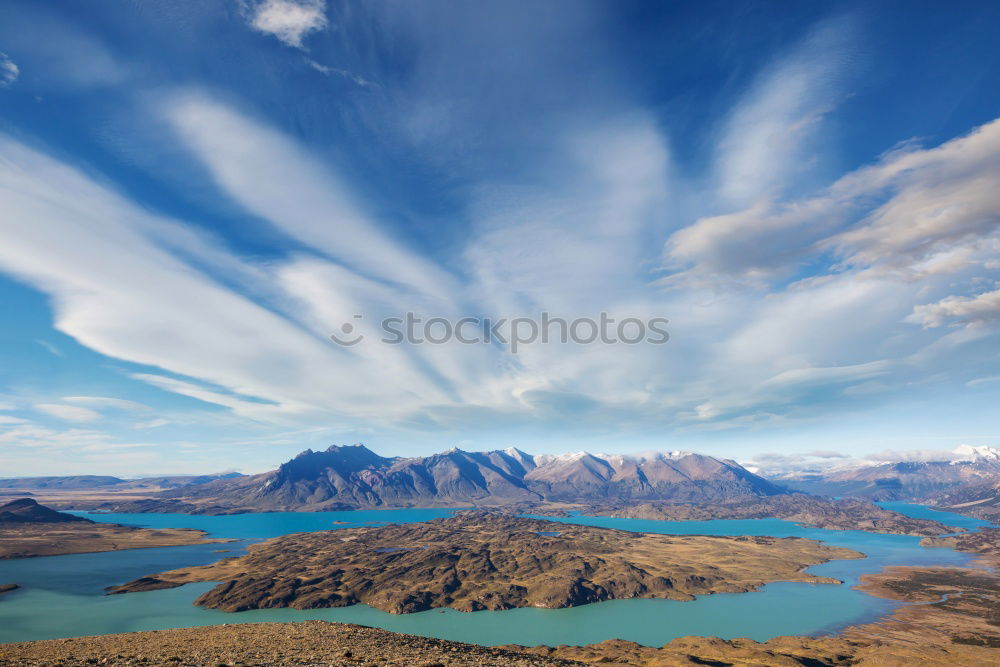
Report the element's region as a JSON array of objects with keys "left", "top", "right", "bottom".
[{"left": 0, "top": 503, "right": 991, "bottom": 647}]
